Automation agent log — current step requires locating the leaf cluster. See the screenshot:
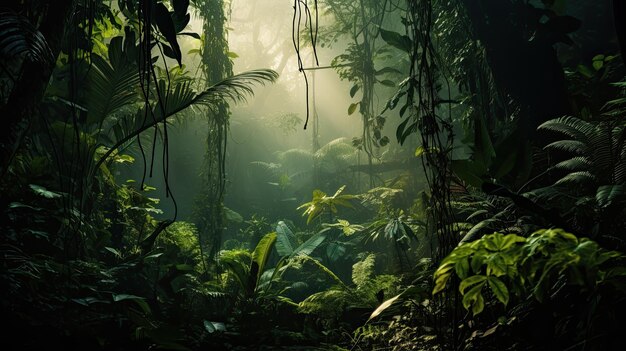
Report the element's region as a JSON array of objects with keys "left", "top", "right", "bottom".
[{"left": 433, "top": 229, "right": 626, "bottom": 315}]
